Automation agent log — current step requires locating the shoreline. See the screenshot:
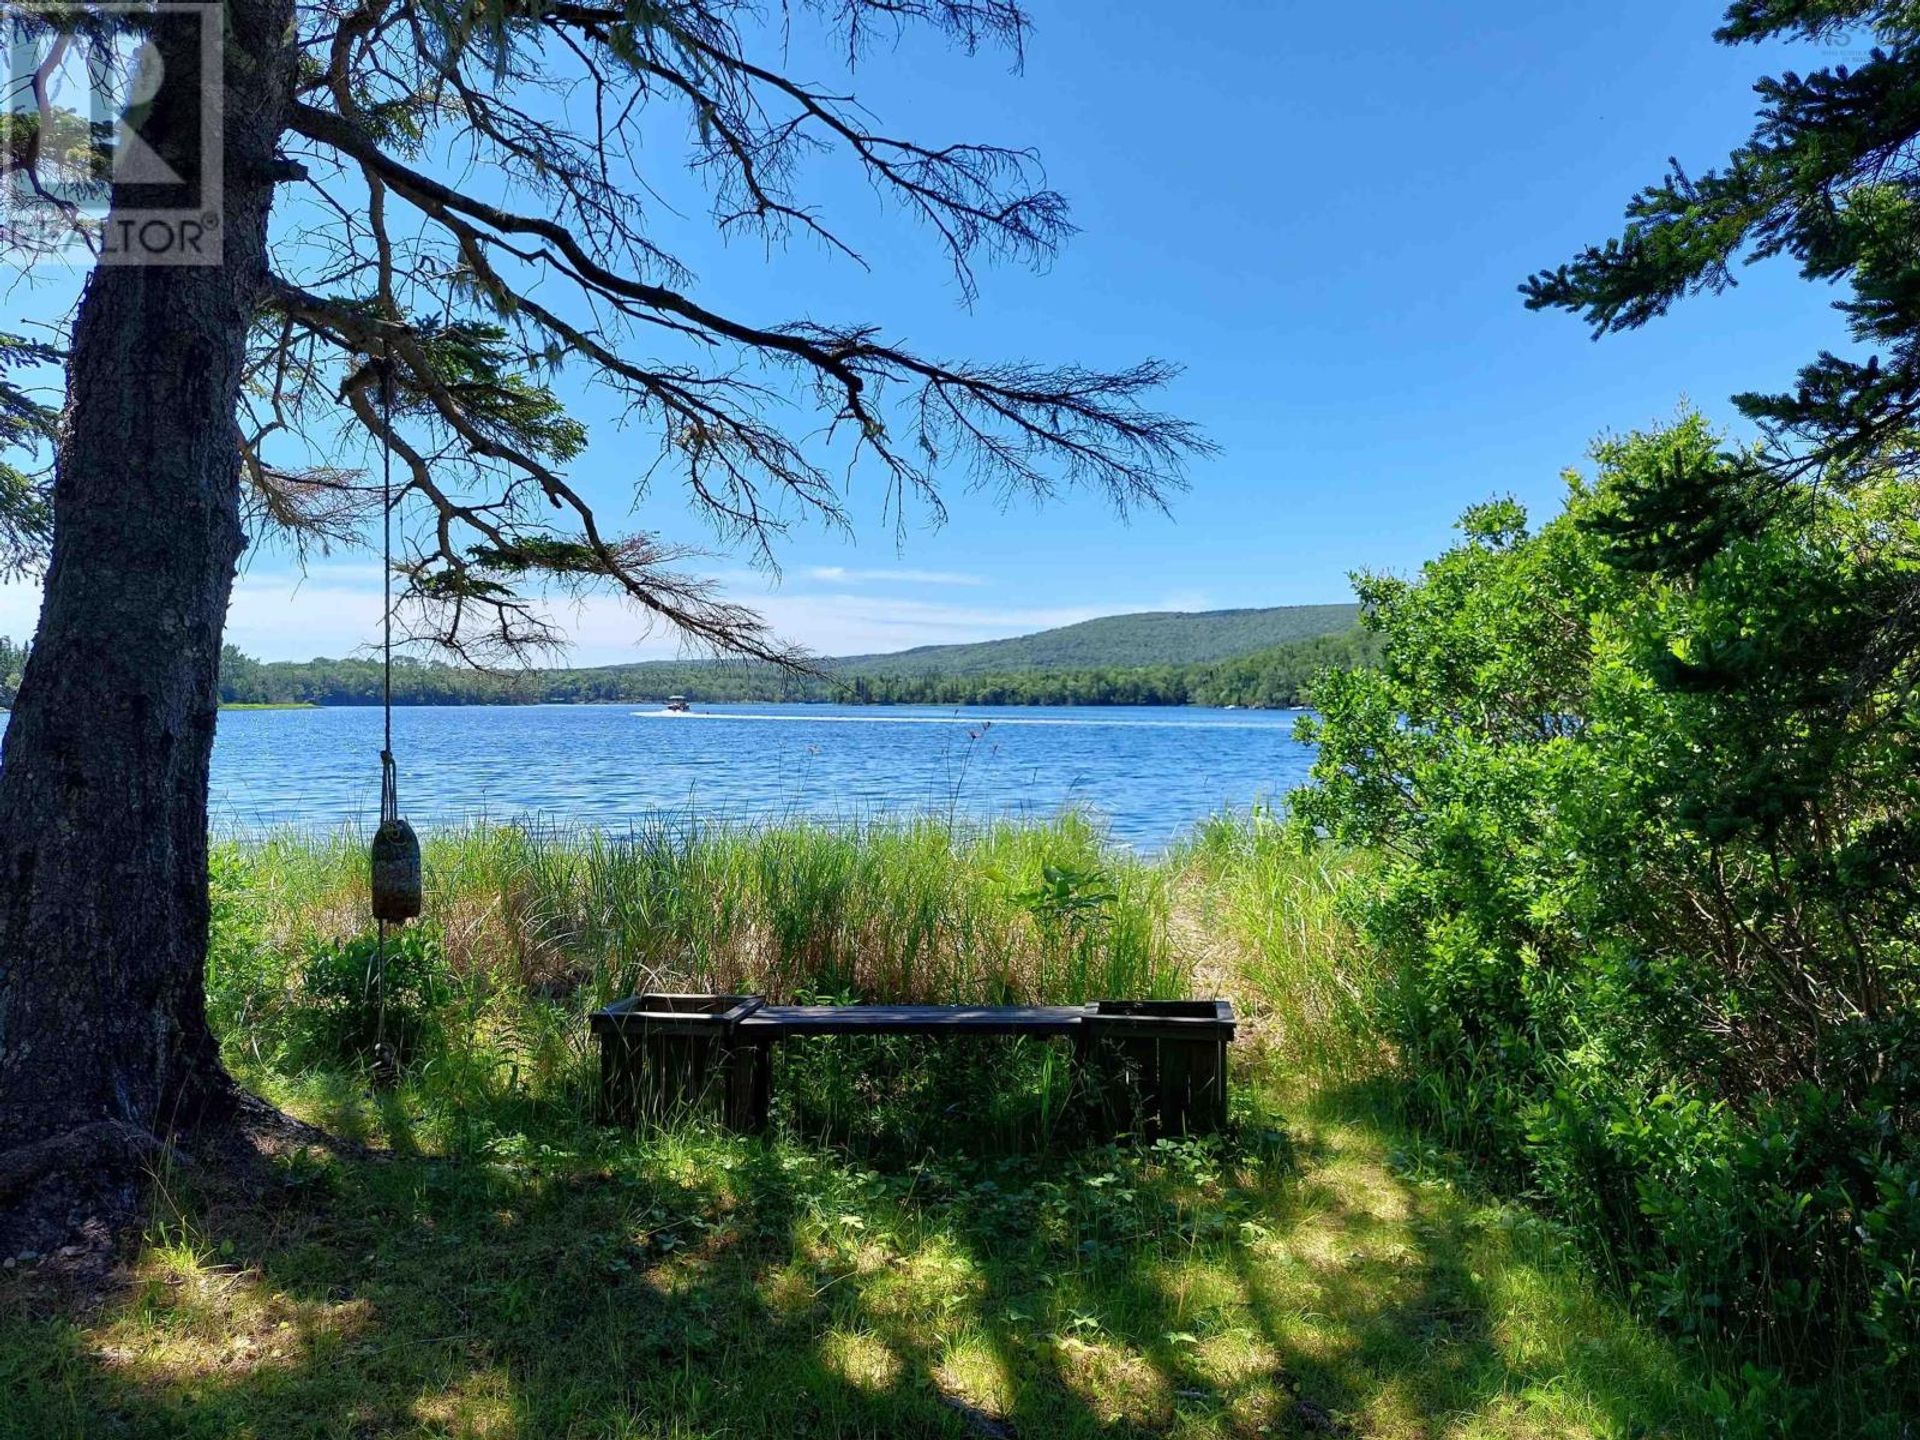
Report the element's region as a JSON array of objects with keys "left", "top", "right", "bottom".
[{"left": 214, "top": 696, "right": 1299, "bottom": 712}]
